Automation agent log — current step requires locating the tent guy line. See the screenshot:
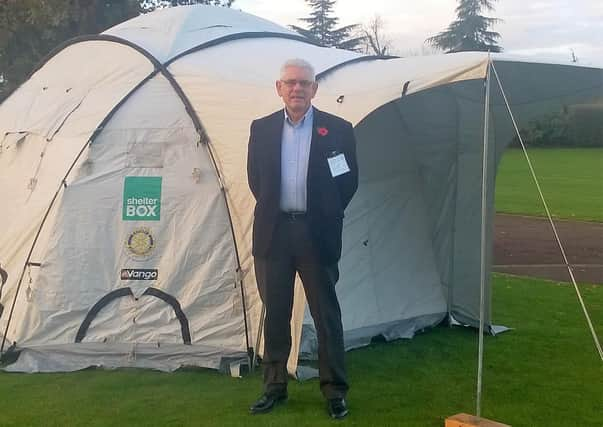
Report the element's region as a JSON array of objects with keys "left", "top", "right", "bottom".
[{"left": 491, "top": 61, "right": 603, "bottom": 362}]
